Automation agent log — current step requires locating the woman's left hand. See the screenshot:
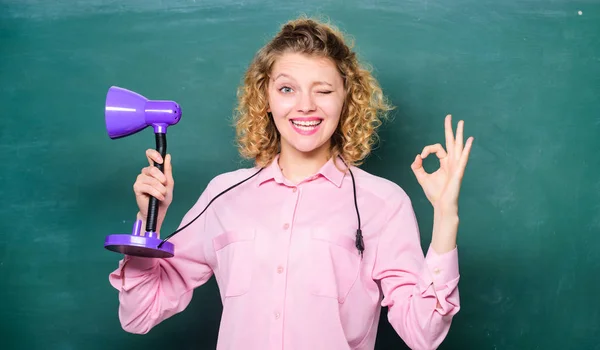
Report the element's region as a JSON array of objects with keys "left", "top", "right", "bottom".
[{"left": 411, "top": 114, "right": 474, "bottom": 213}]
